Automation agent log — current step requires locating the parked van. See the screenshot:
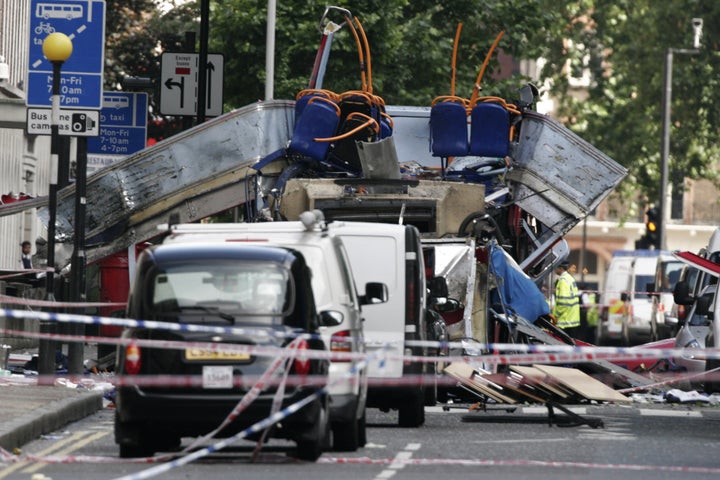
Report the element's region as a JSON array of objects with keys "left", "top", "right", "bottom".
[
  {"left": 162, "top": 213, "right": 388, "bottom": 452},
  {"left": 648, "top": 253, "right": 684, "bottom": 340},
  {"left": 597, "top": 253, "right": 634, "bottom": 344},
  {"left": 621, "top": 253, "right": 658, "bottom": 345},
  {"left": 330, "top": 221, "right": 435, "bottom": 427},
  {"left": 598, "top": 250, "right": 659, "bottom": 346}
]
